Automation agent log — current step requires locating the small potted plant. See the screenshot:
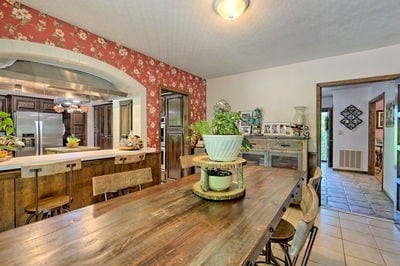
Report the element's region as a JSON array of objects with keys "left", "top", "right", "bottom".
[
  {"left": 188, "top": 101, "right": 252, "bottom": 162},
  {"left": 0, "top": 112, "right": 24, "bottom": 158}
]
